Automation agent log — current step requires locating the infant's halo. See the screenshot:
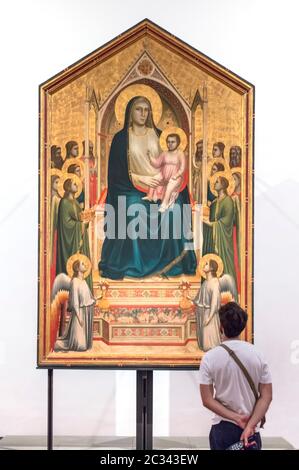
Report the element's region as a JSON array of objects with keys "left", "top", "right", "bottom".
[{"left": 160, "top": 126, "right": 188, "bottom": 152}]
